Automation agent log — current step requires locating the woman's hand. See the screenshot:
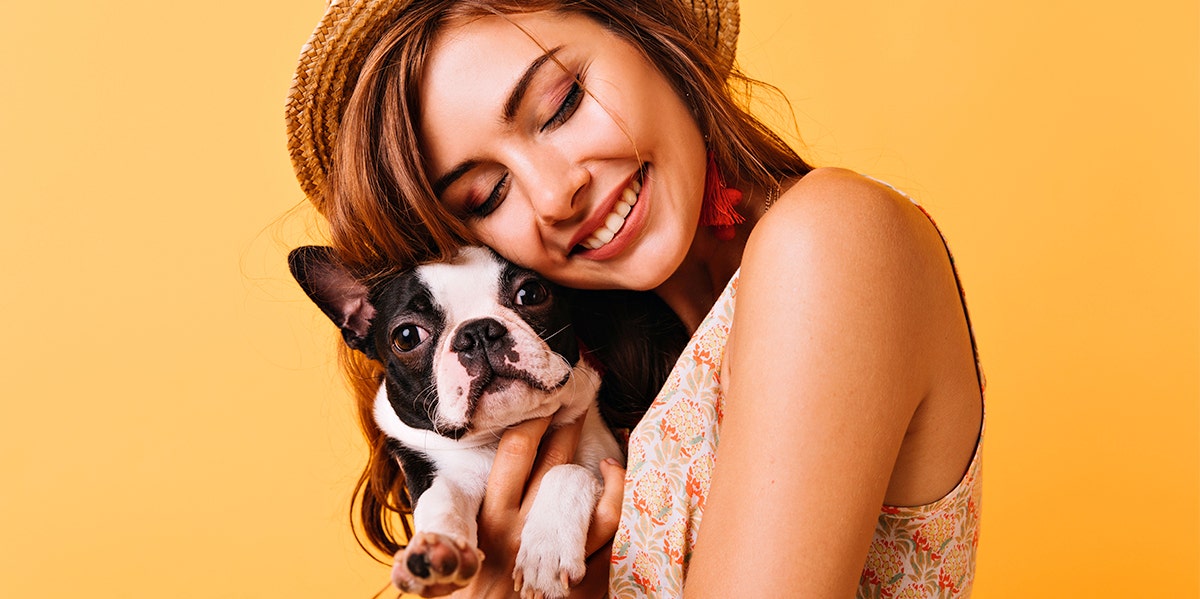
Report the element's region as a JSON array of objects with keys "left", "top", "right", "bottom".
[{"left": 399, "top": 416, "right": 624, "bottom": 598}]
